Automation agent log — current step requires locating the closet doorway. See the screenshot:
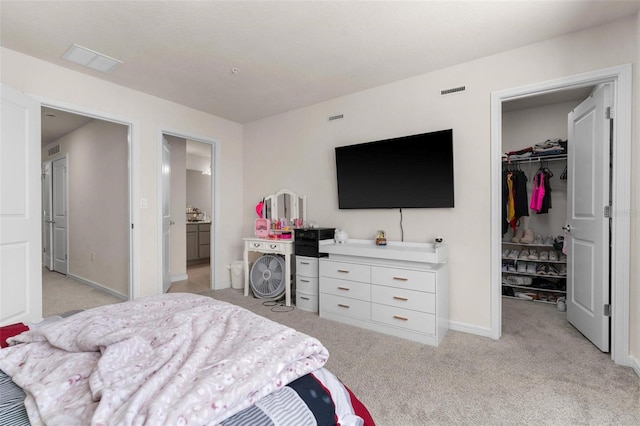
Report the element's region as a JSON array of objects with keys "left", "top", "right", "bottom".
[{"left": 490, "top": 65, "right": 632, "bottom": 366}]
